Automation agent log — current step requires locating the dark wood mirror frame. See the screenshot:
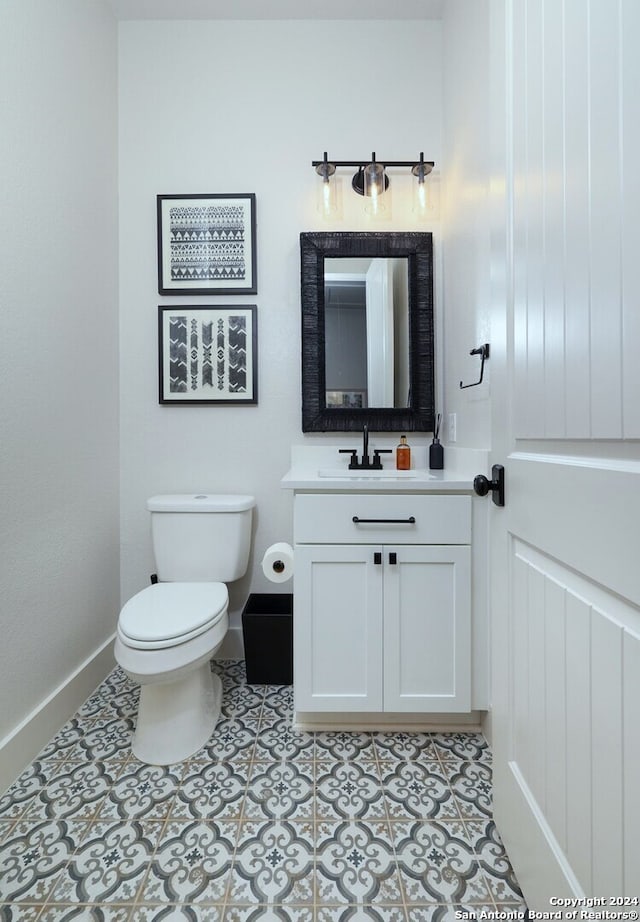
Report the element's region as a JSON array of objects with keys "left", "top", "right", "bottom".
[{"left": 300, "top": 231, "right": 435, "bottom": 432}]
